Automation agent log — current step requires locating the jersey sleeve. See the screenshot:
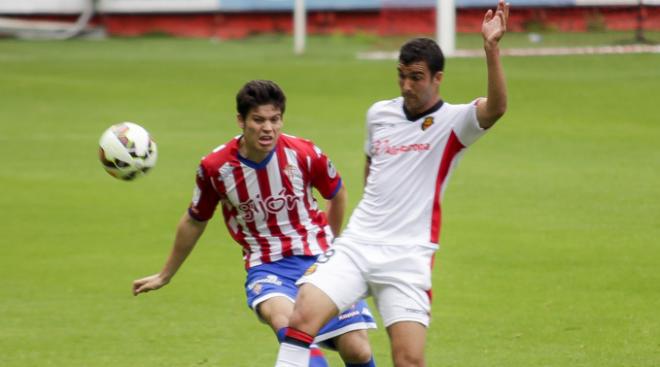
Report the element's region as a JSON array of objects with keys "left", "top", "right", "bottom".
[
  {"left": 451, "top": 100, "right": 487, "bottom": 147},
  {"left": 309, "top": 145, "right": 343, "bottom": 200},
  {"left": 188, "top": 162, "right": 221, "bottom": 221}
]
